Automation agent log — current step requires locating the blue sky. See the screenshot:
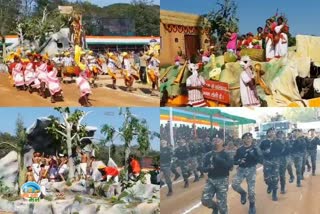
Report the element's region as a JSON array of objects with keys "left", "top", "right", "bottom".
[
  {"left": 79, "top": 0, "right": 160, "bottom": 6},
  {"left": 161, "top": 0, "right": 320, "bottom": 36},
  {"left": 0, "top": 107, "right": 160, "bottom": 151}
]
